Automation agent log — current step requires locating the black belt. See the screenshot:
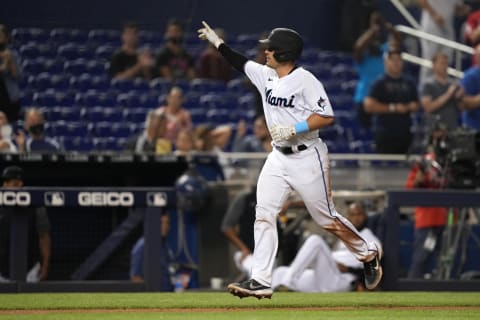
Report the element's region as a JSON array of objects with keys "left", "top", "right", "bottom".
[{"left": 275, "top": 144, "right": 308, "bottom": 155}]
